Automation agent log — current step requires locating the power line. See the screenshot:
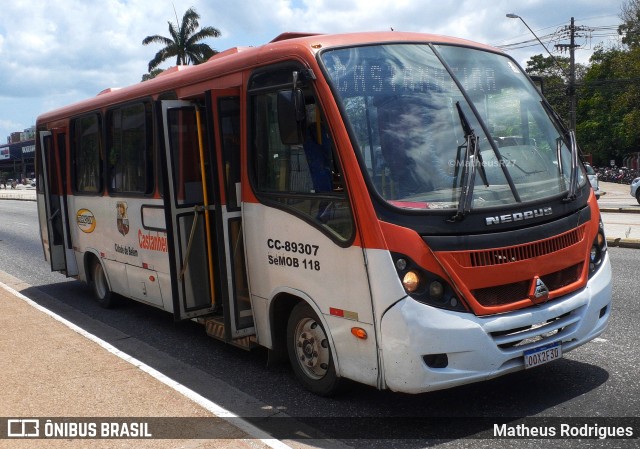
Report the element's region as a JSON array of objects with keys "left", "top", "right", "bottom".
[
  {"left": 497, "top": 23, "right": 621, "bottom": 52},
  {"left": 497, "top": 32, "right": 563, "bottom": 50},
  {"left": 500, "top": 14, "right": 630, "bottom": 132},
  {"left": 493, "top": 21, "right": 570, "bottom": 46}
]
